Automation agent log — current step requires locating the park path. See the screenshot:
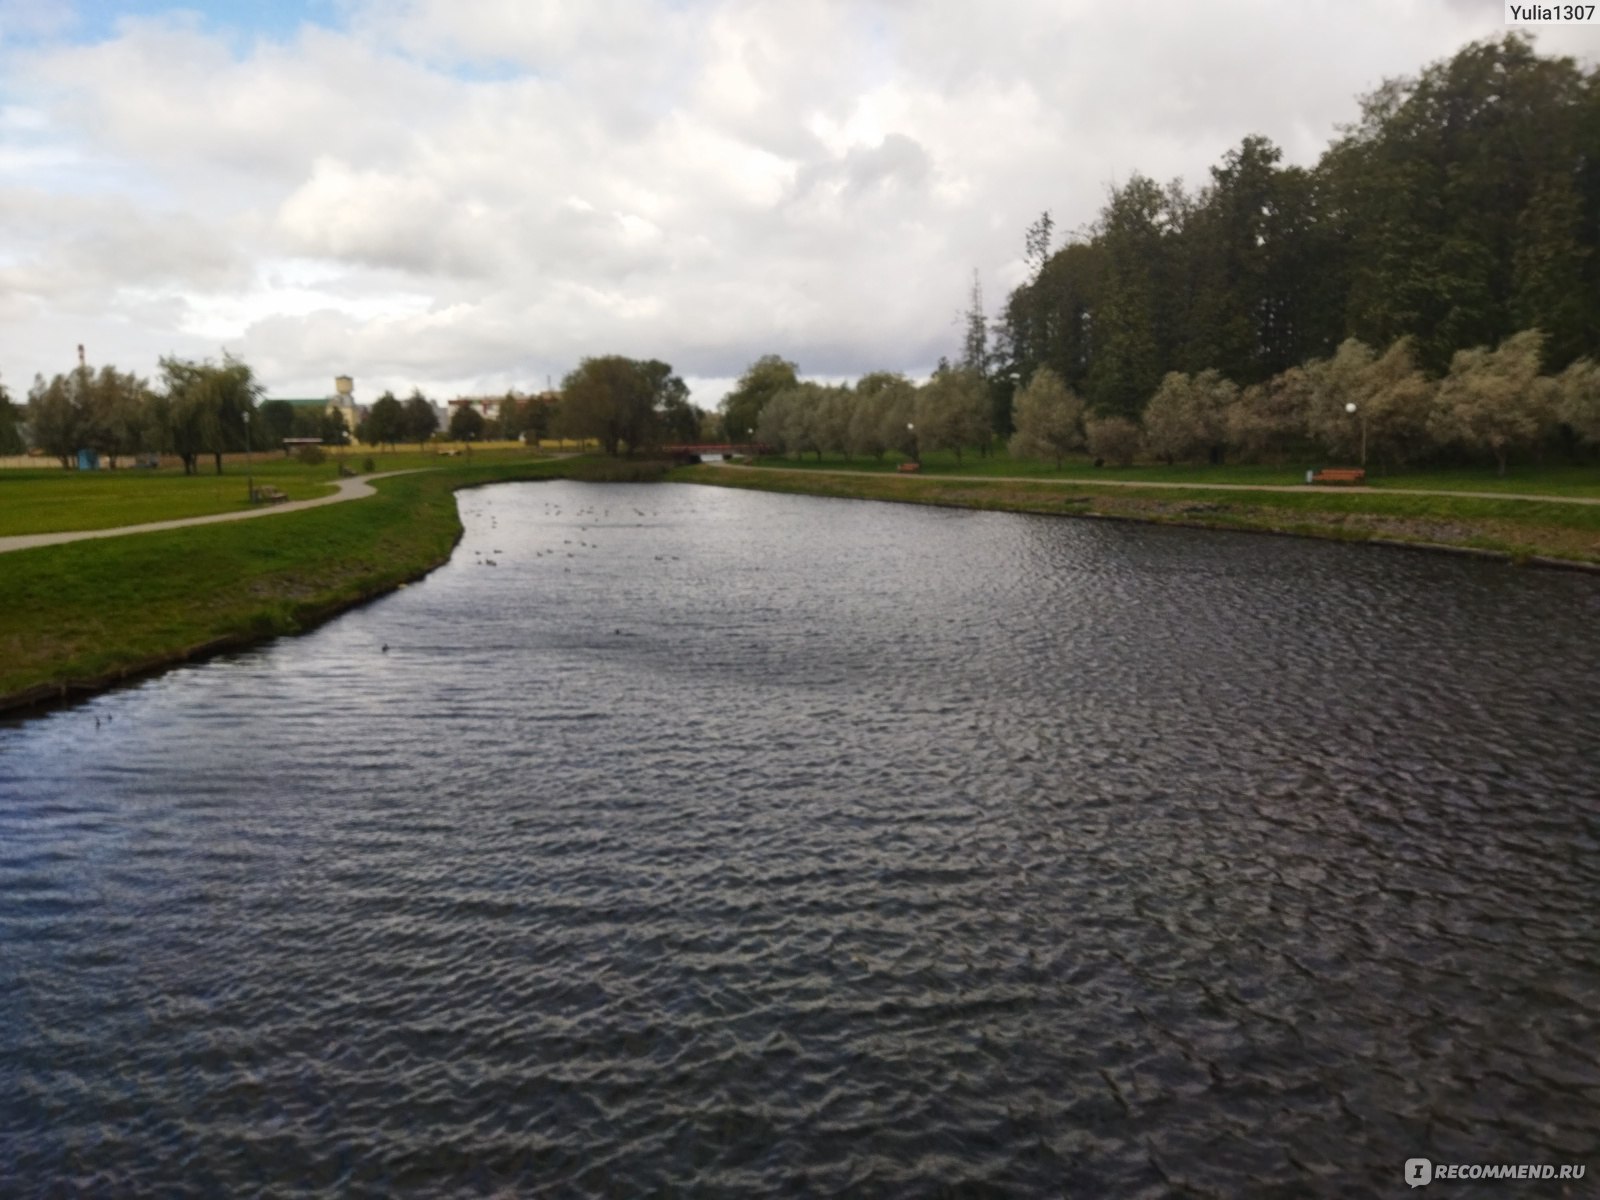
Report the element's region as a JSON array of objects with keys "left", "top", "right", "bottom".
[
  {"left": 0, "top": 470, "right": 422, "bottom": 556},
  {"left": 702, "top": 460, "right": 1600, "bottom": 505}
]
